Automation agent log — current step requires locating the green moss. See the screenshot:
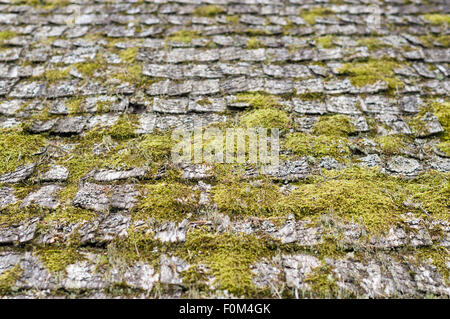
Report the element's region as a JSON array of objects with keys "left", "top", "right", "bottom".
[
  {"left": 106, "top": 230, "right": 161, "bottom": 268},
  {"left": 134, "top": 183, "right": 199, "bottom": 221},
  {"left": 357, "top": 38, "right": 390, "bottom": 51},
  {"left": 36, "top": 248, "right": 84, "bottom": 274},
  {"left": 140, "top": 134, "right": 174, "bottom": 161},
  {"left": 246, "top": 38, "right": 265, "bottom": 49},
  {"left": 213, "top": 180, "right": 282, "bottom": 217},
  {"left": 285, "top": 133, "right": 351, "bottom": 158},
  {"left": 423, "top": 14, "right": 450, "bottom": 25},
  {"left": 119, "top": 47, "right": 139, "bottom": 64},
  {"left": 437, "top": 141, "right": 450, "bottom": 156},
  {"left": 181, "top": 230, "right": 274, "bottom": 296},
  {"left": 11, "top": 0, "right": 69, "bottom": 9},
  {"left": 312, "top": 115, "right": 356, "bottom": 137},
  {"left": 44, "top": 206, "right": 97, "bottom": 224},
  {"left": 374, "top": 135, "right": 408, "bottom": 155},
  {"left": 66, "top": 97, "right": 84, "bottom": 114},
  {"left": 235, "top": 93, "right": 281, "bottom": 109},
  {"left": 0, "top": 264, "right": 22, "bottom": 295},
  {"left": 225, "top": 15, "right": 239, "bottom": 24},
  {"left": 42, "top": 67, "right": 71, "bottom": 83},
  {"left": 299, "top": 7, "right": 334, "bottom": 25},
  {"left": 278, "top": 168, "right": 449, "bottom": 234},
  {"left": 75, "top": 55, "right": 106, "bottom": 78},
  {"left": 405, "top": 170, "right": 449, "bottom": 220},
  {"left": 278, "top": 169, "right": 404, "bottom": 233},
  {"left": 113, "top": 64, "right": 156, "bottom": 88},
  {"left": 55, "top": 116, "right": 143, "bottom": 183},
  {"left": 337, "top": 58, "right": 404, "bottom": 90},
  {"left": 416, "top": 246, "right": 449, "bottom": 283},
  {"left": 315, "top": 36, "right": 334, "bottom": 49},
  {"left": 193, "top": 5, "right": 225, "bottom": 17},
  {"left": 240, "top": 108, "right": 290, "bottom": 129},
  {"left": 0, "top": 128, "right": 47, "bottom": 175},
  {"left": 106, "top": 114, "right": 139, "bottom": 140},
  {"left": 0, "top": 205, "right": 48, "bottom": 227},
  {"left": 167, "top": 30, "right": 200, "bottom": 43},
  {"left": 246, "top": 29, "right": 271, "bottom": 36},
  {"left": 0, "top": 30, "right": 17, "bottom": 45},
  {"left": 419, "top": 35, "right": 450, "bottom": 48},
  {"left": 304, "top": 264, "right": 339, "bottom": 298}
]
